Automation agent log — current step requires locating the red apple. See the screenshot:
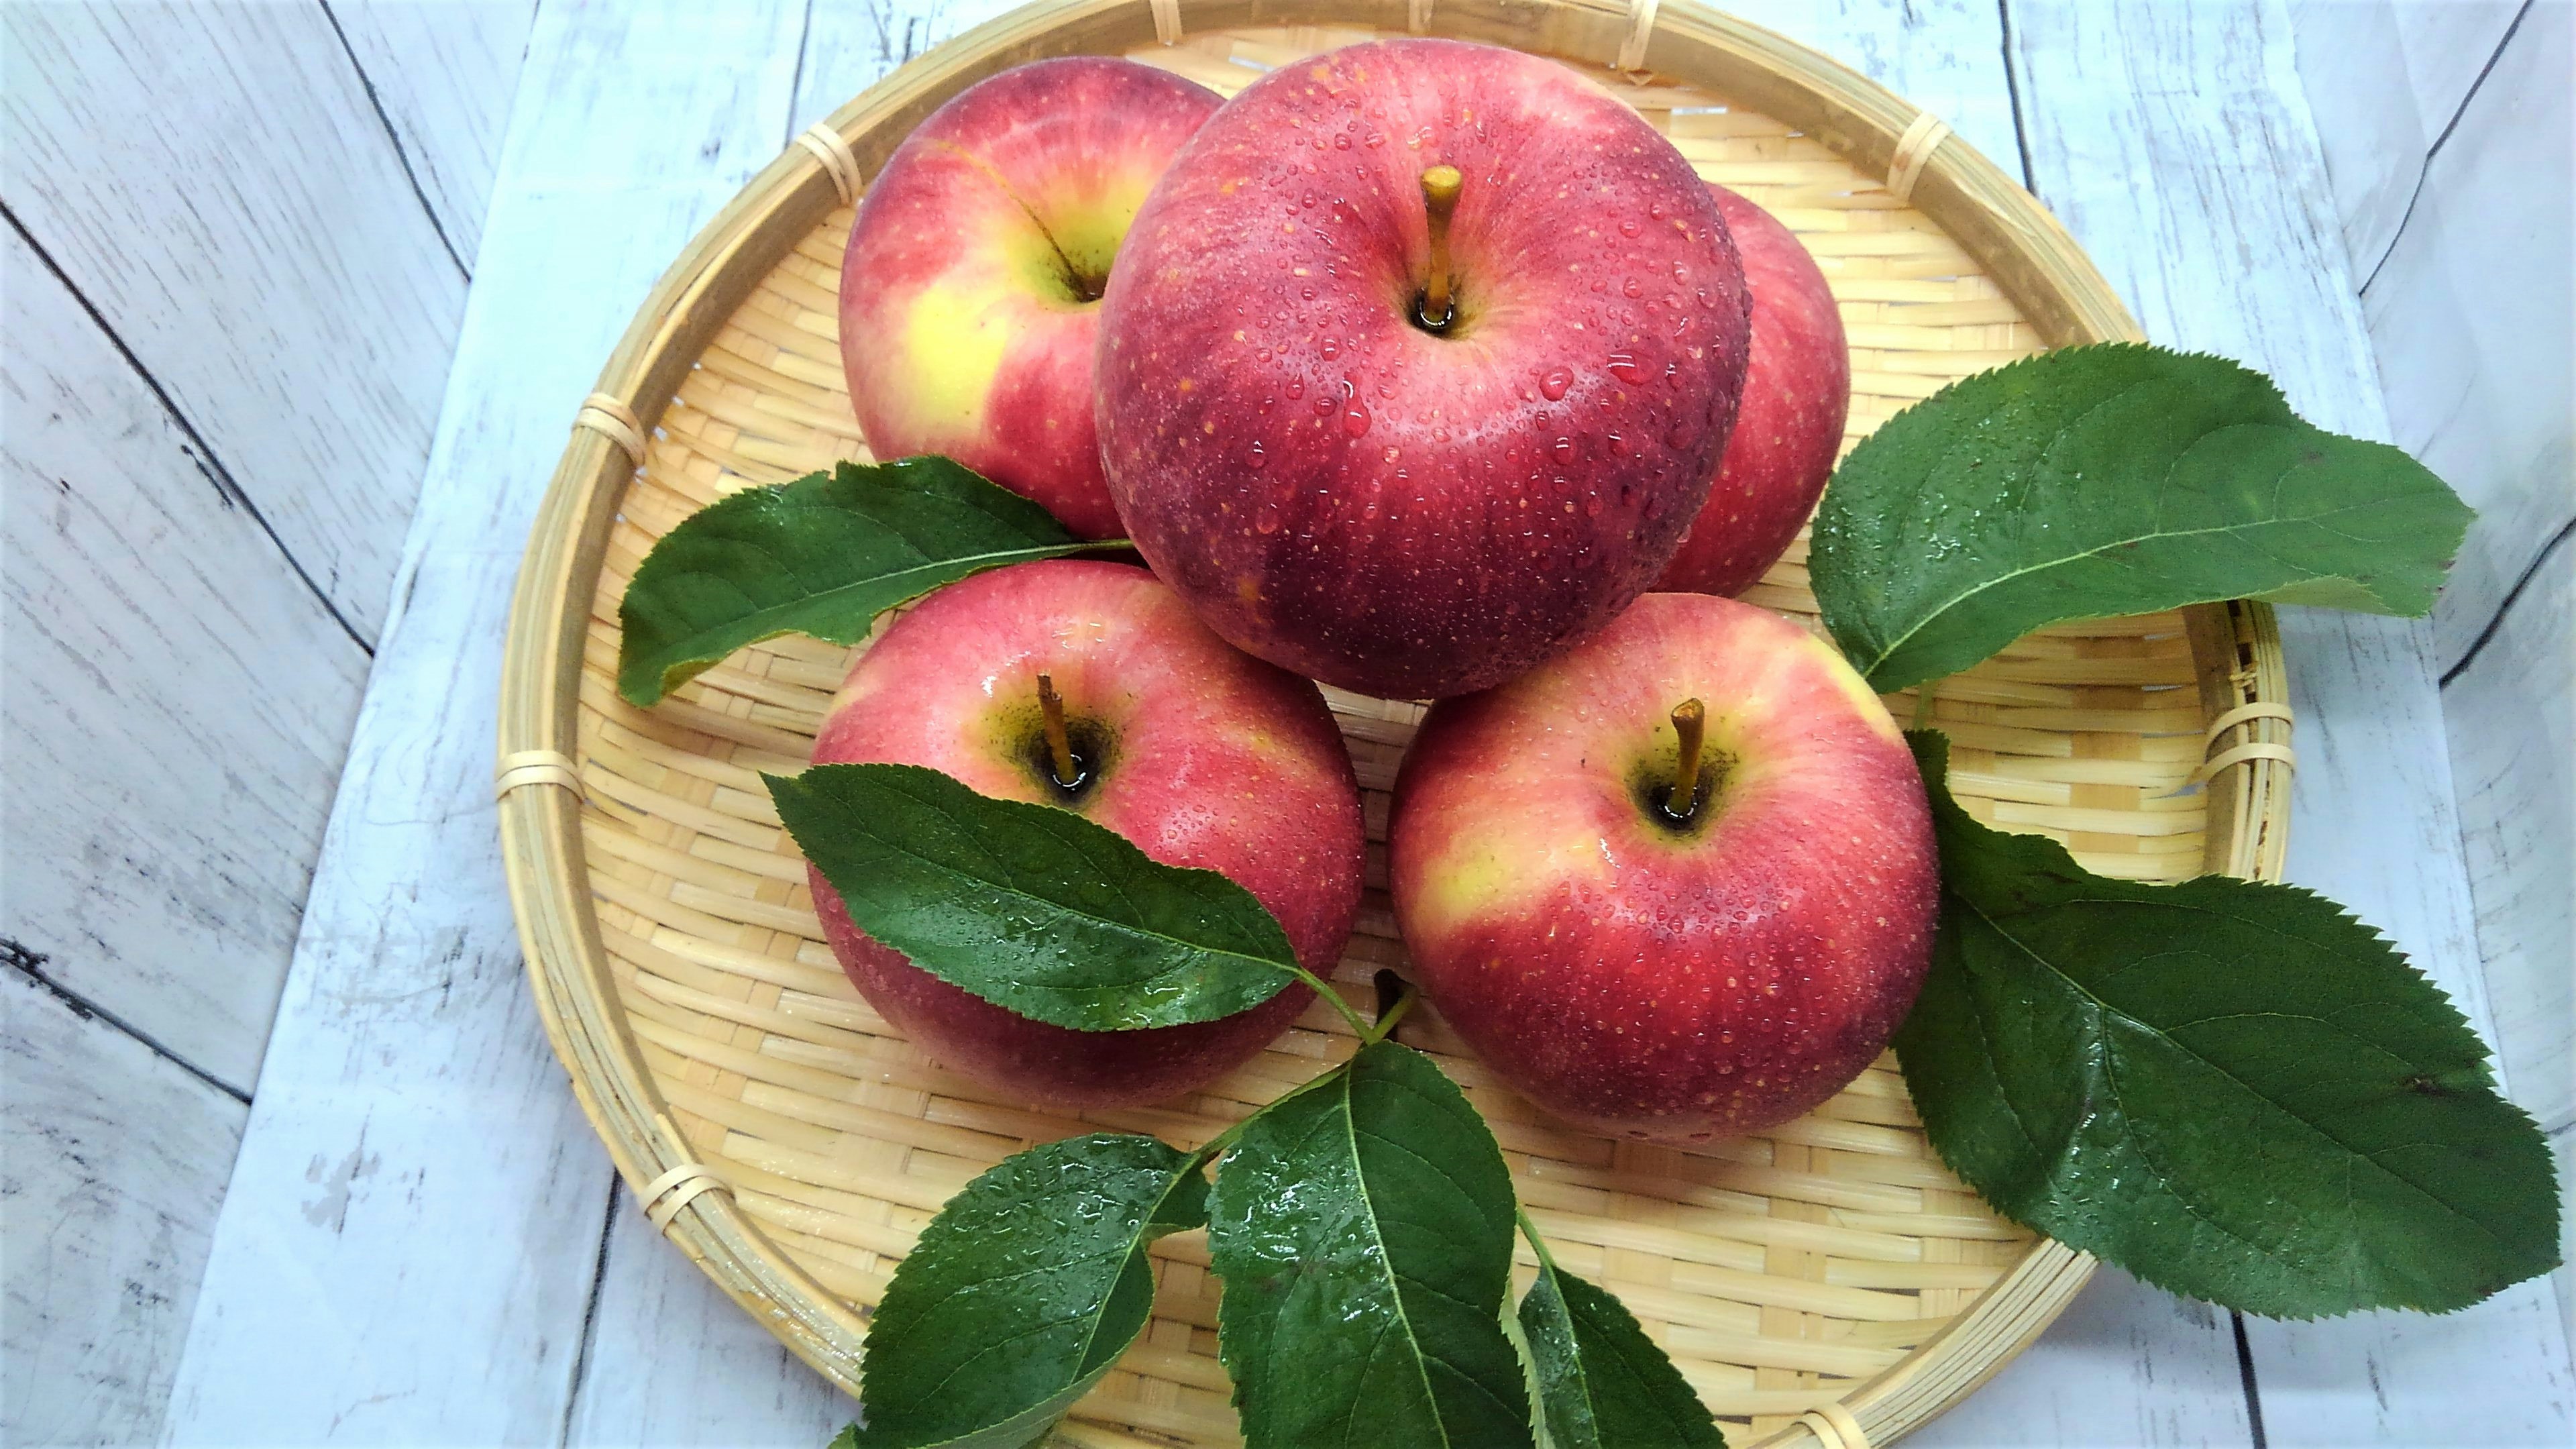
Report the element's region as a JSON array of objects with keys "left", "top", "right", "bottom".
[
  {"left": 1097, "top": 38, "right": 1752, "bottom": 698},
  {"left": 1388, "top": 592, "right": 1935, "bottom": 1142},
  {"left": 1655, "top": 184, "right": 1849, "bottom": 596},
  {"left": 839, "top": 58, "right": 1220, "bottom": 539},
  {"left": 805, "top": 559, "right": 1365, "bottom": 1109}
]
